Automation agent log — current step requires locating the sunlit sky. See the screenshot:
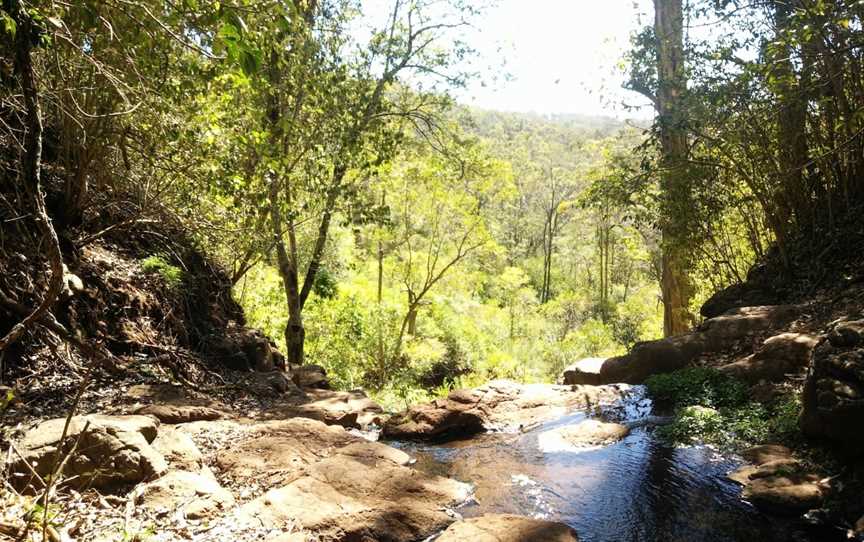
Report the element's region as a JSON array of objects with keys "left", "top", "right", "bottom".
[
  {"left": 454, "top": 0, "right": 655, "bottom": 118},
  {"left": 358, "top": 0, "right": 656, "bottom": 119}
]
